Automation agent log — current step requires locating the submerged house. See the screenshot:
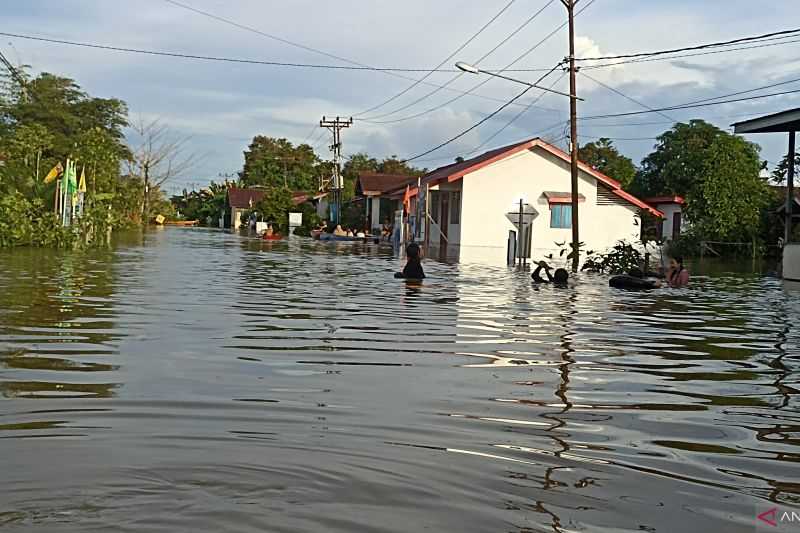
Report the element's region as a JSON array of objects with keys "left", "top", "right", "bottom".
[
  {"left": 409, "top": 138, "right": 662, "bottom": 263},
  {"left": 356, "top": 172, "right": 418, "bottom": 231}
]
